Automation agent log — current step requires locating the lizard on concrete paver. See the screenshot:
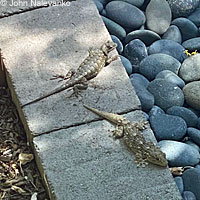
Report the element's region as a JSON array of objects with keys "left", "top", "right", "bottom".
[
  {"left": 83, "top": 104, "right": 168, "bottom": 167},
  {"left": 22, "top": 41, "right": 118, "bottom": 107}
]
